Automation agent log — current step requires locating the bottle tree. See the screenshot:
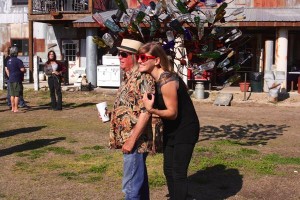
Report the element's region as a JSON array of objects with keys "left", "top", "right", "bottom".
[{"left": 93, "top": 0, "right": 253, "bottom": 88}]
